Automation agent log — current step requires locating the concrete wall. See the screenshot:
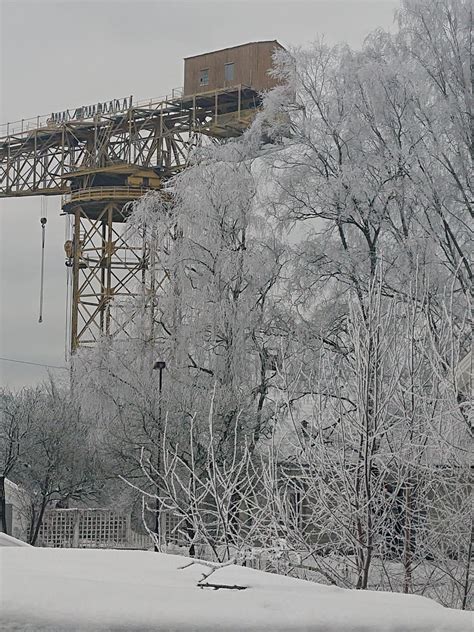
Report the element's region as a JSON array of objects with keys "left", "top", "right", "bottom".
[{"left": 5, "top": 479, "right": 30, "bottom": 542}]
